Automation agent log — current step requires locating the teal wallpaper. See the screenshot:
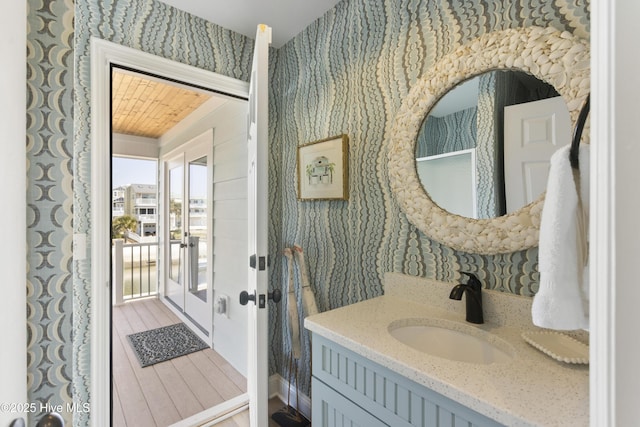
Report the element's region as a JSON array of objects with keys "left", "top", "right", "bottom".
[
  {"left": 25, "top": 0, "right": 590, "bottom": 423},
  {"left": 416, "top": 107, "right": 477, "bottom": 157},
  {"left": 26, "top": 0, "right": 74, "bottom": 422},
  {"left": 272, "top": 0, "right": 590, "bottom": 394}
]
